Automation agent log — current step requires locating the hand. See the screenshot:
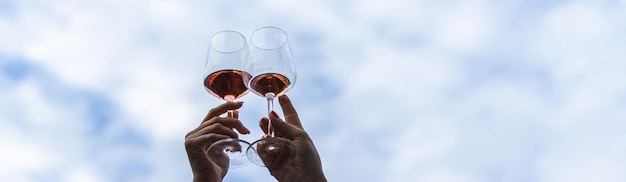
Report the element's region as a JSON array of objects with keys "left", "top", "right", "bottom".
[
  {"left": 257, "top": 95, "right": 327, "bottom": 182},
  {"left": 185, "top": 101, "right": 250, "bottom": 182}
]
